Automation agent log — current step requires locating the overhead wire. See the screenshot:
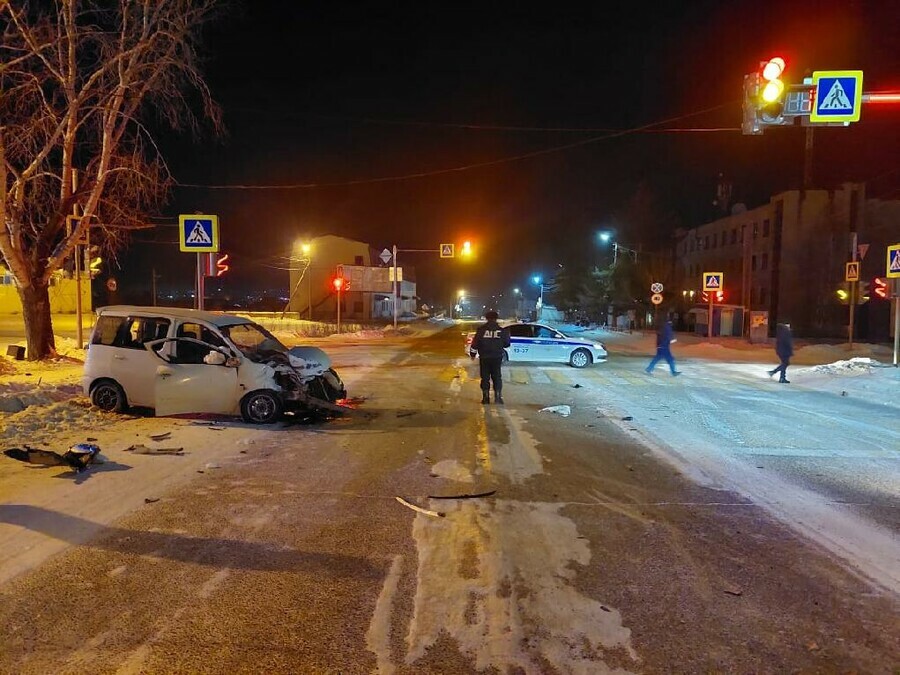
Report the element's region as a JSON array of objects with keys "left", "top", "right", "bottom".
[{"left": 175, "top": 102, "right": 738, "bottom": 190}]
